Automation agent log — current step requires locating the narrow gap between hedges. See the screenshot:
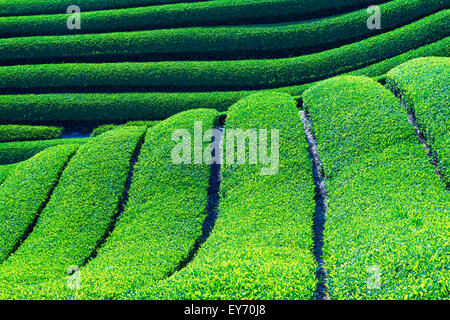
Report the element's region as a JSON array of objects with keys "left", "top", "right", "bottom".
[
  {"left": 298, "top": 101, "right": 330, "bottom": 300},
  {"left": 5, "top": 151, "right": 77, "bottom": 262},
  {"left": 81, "top": 130, "right": 147, "bottom": 266},
  {"left": 392, "top": 95, "right": 450, "bottom": 191},
  {"left": 172, "top": 126, "right": 224, "bottom": 274}
]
